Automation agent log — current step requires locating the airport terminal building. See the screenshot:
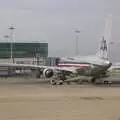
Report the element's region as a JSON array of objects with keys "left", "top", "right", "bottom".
[{"left": 0, "top": 42, "right": 48, "bottom": 64}]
